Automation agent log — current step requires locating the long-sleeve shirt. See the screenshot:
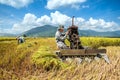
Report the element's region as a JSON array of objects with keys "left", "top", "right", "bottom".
[{"left": 55, "top": 30, "right": 67, "bottom": 42}]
